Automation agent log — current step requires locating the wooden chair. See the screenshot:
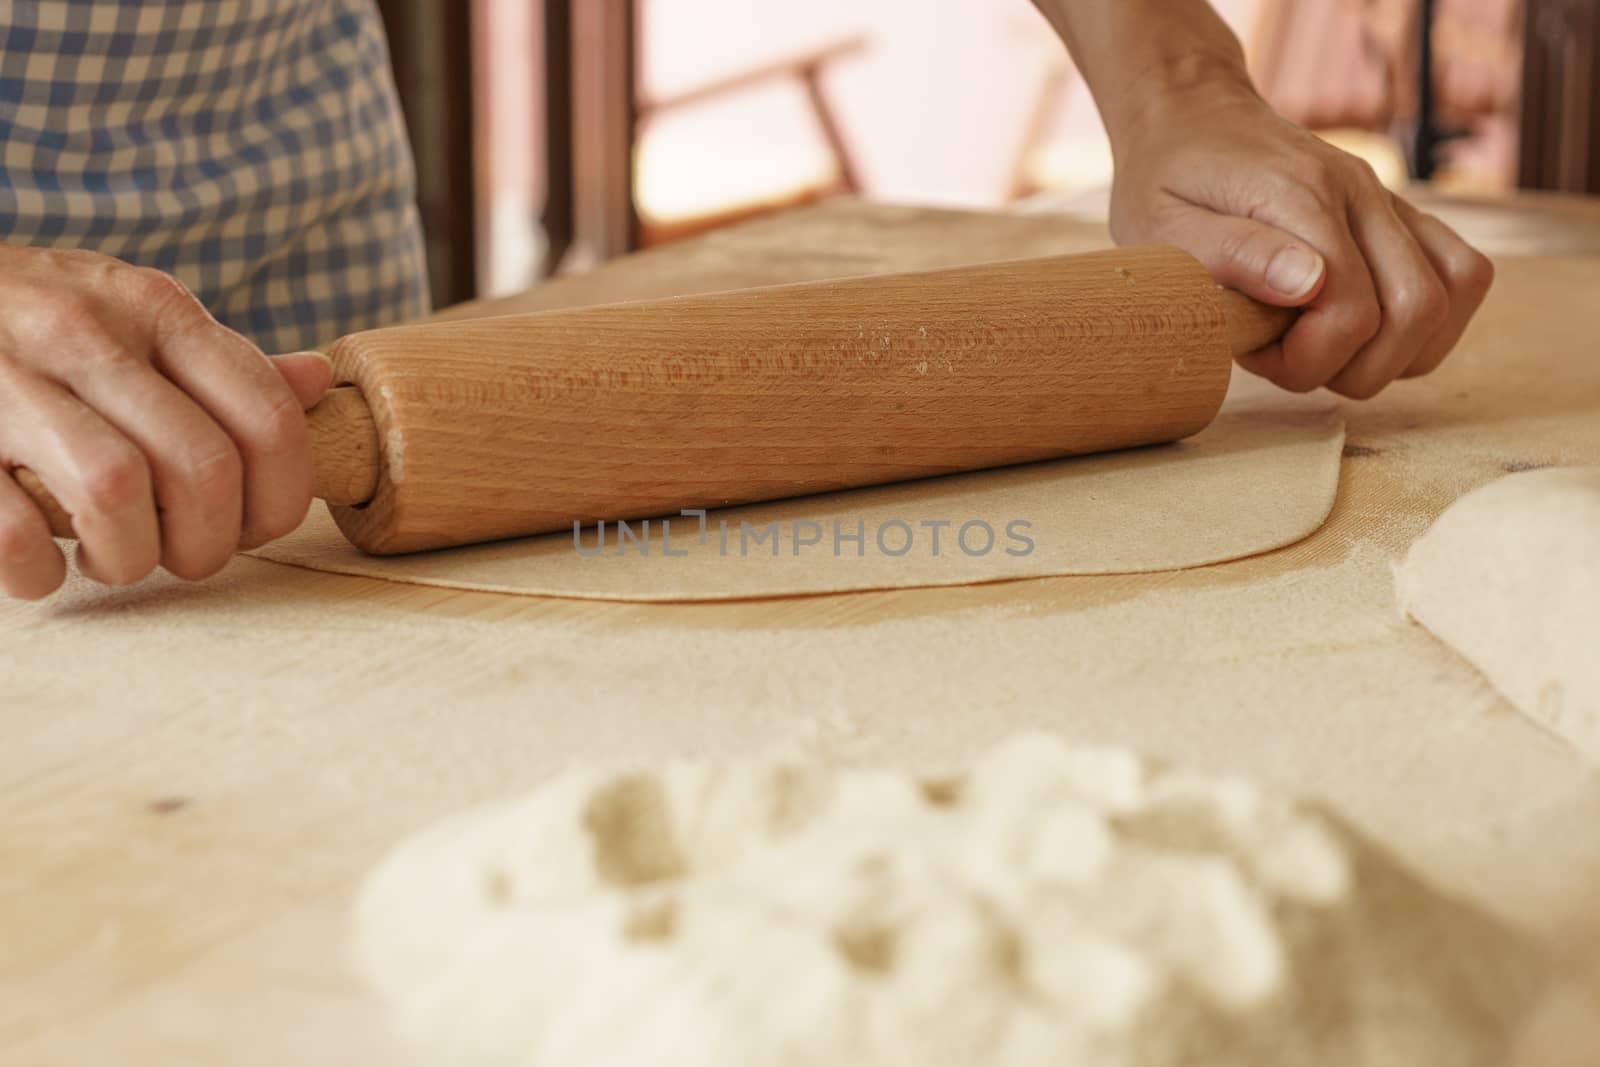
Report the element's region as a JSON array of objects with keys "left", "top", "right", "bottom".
[{"left": 632, "top": 36, "right": 869, "bottom": 246}]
